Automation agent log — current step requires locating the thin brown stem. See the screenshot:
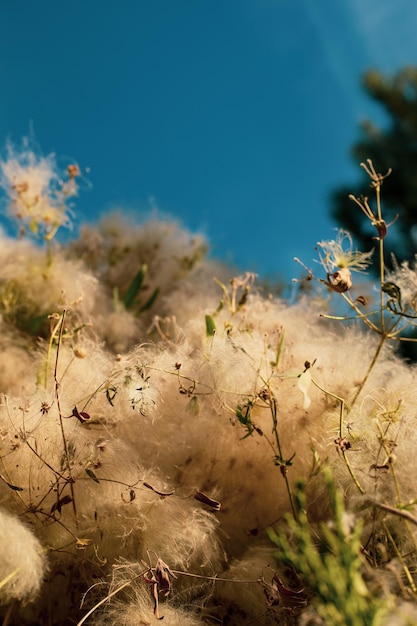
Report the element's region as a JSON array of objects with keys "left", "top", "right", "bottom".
[{"left": 54, "top": 310, "right": 78, "bottom": 525}]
